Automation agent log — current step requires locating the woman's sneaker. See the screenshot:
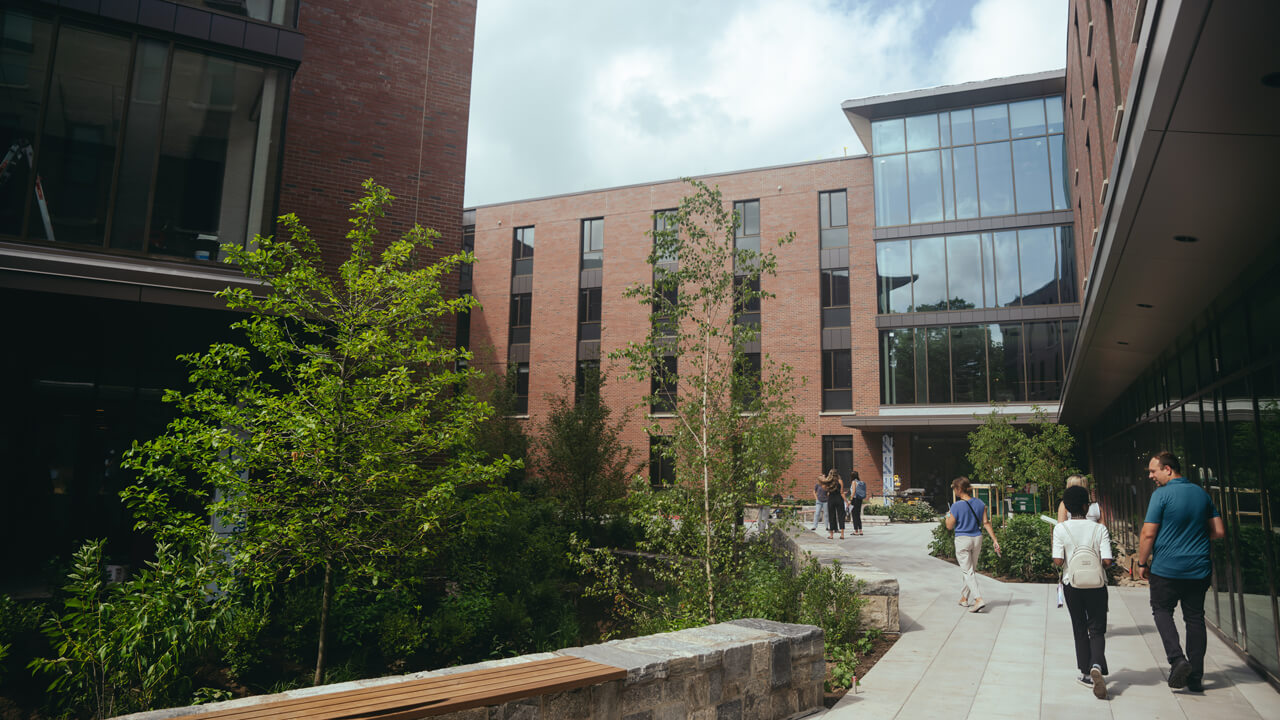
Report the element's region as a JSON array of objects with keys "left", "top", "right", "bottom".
[{"left": 1090, "top": 666, "right": 1107, "bottom": 699}]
